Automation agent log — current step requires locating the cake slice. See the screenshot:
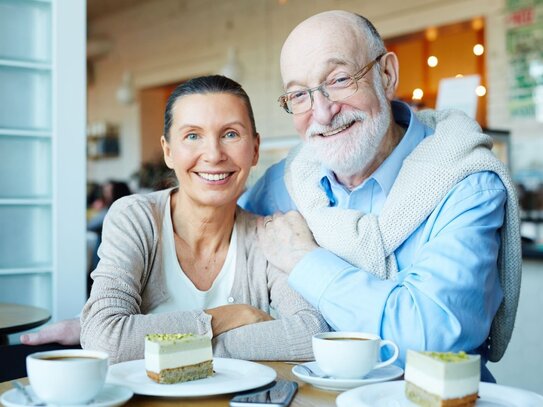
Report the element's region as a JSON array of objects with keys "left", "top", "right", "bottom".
[
  {"left": 145, "top": 333, "right": 213, "bottom": 384},
  {"left": 405, "top": 350, "right": 480, "bottom": 407}
]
